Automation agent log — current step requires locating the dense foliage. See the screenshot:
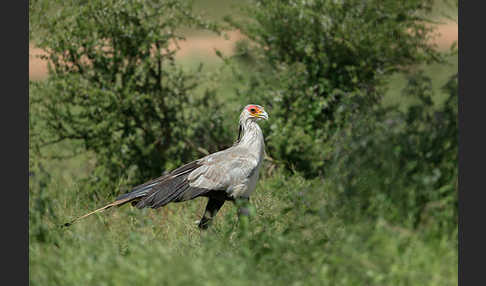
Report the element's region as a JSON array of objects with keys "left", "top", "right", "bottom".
[
  {"left": 223, "top": 0, "right": 458, "bottom": 233},
  {"left": 227, "top": 0, "right": 446, "bottom": 176},
  {"left": 326, "top": 71, "right": 458, "bottom": 233},
  {"left": 30, "top": 0, "right": 231, "bottom": 196}
]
